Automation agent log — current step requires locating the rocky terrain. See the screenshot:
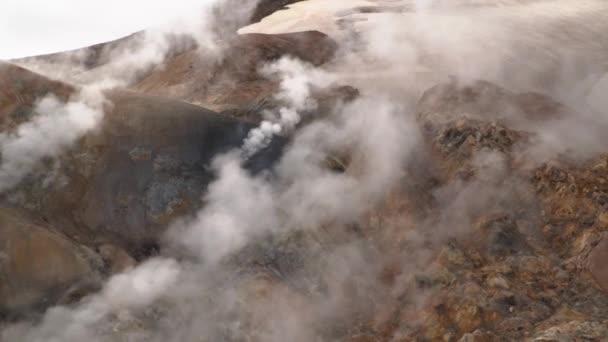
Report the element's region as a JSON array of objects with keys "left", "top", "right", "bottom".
[{"left": 2, "top": 0, "right": 608, "bottom": 341}]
